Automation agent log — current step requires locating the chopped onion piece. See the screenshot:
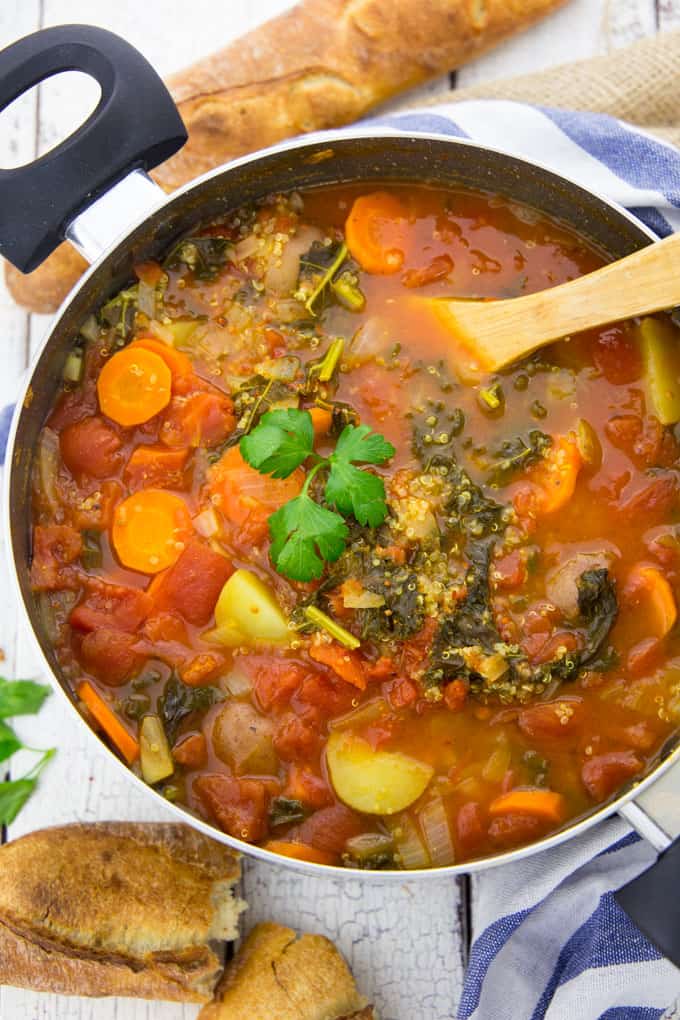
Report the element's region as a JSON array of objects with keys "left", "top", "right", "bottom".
[
  {"left": 418, "top": 795, "right": 455, "bottom": 867},
  {"left": 254, "top": 356, "right": 300, "bottom": 381},
  {"left": 330, "top": 698, "right": 388, "bottom": 732},
  {"left": 342, "top": 588, "right": 385, "bottom": 610},
  {"left": 220, "top": 668, "right": 253, "bottom": 697},
  {"left": 386, "top": 814, "right": 431, "bottom": 869},
  {"left": 137, "top": 278, "right": 157, "bottom": 318},
  {"left": 148, "top": 319, "right": 175, "bottom": 345},
  {"left": 233, "top": 235, "right": 260, "bottom": 261},
  {"left": 193, "top": 506, "right": 220, "bottom": 538},
  {"left": 35, "top": 427, "right": 60, "bottom": 514},
  {"left": 79, "top": 314, "right": 99, "bottom": 343}
]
